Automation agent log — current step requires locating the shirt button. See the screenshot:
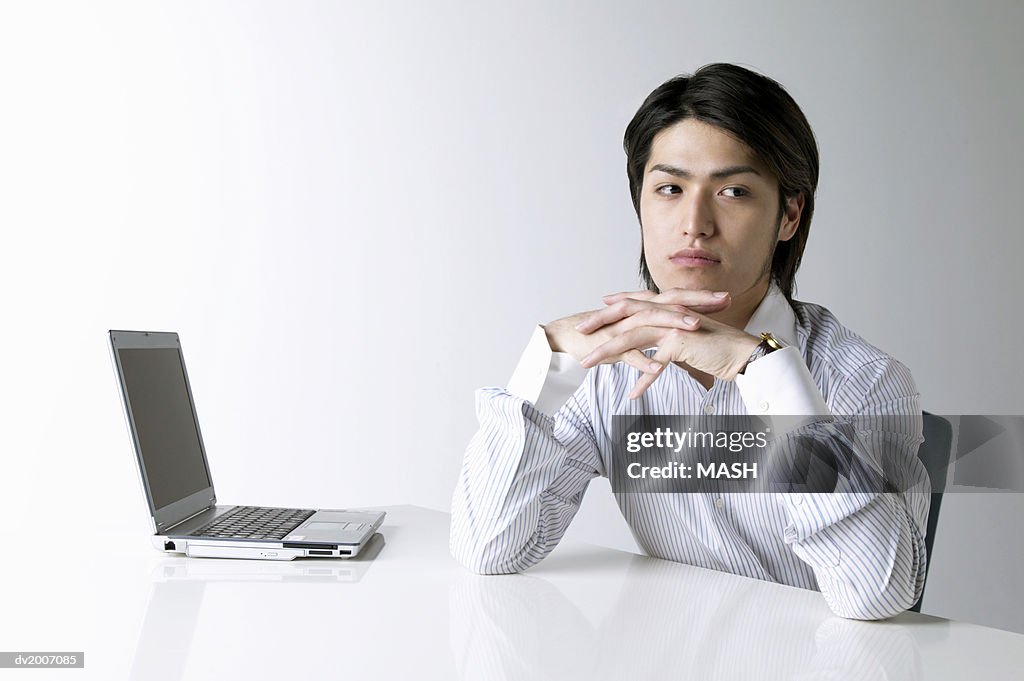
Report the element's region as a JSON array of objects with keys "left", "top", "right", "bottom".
[
  {"left": 792, "top": 494, "right": 804, "bottom": 506},
  {"left": 759, "top": 400, "right": 770, "bottom": 413},
  {"left": 703, "top": 403, "right": 715, "bottom": 415},
  {"left": 714, "top": 497, "right": 725, "bottom": 509}
]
